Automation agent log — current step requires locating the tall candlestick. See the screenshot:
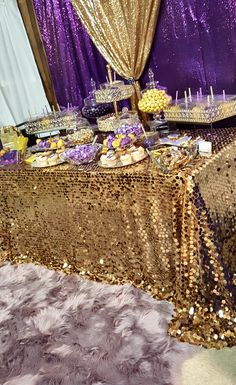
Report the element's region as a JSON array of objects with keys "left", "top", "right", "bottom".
[
  {"left": 199, "top": 87, "right": 202, "bottom": 99},
  {"left": 107, "top": 64, "right": 119, "bottom": 117},
  {"left": 223, "top": 90, "right": 226, "bottom": 101}
]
